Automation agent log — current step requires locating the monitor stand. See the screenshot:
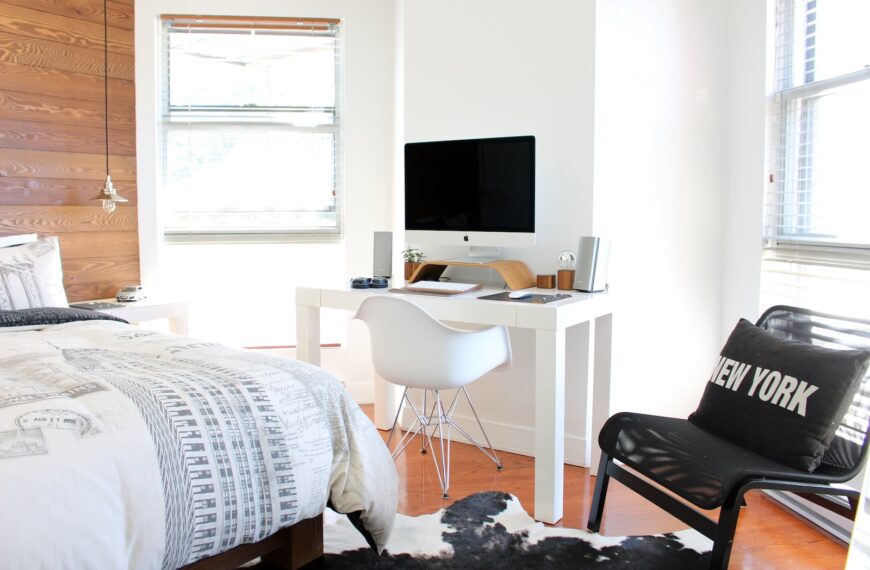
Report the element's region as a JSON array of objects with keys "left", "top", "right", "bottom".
[
  {"left": 448, "top": 245, "right": 500, "bottom": 264},
  {"left": 407, "top": 258, "right": 535, "bottom": 290}
]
